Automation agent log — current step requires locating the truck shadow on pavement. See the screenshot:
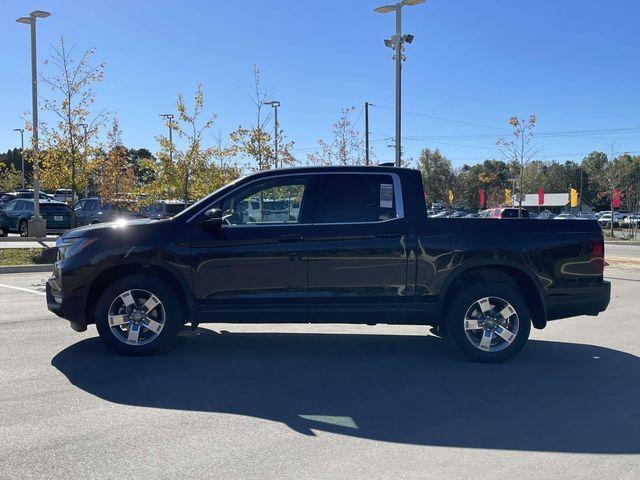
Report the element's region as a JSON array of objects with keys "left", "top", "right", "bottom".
[{"left": 52, "top": 329, "right": 640, "bottom": 454}]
